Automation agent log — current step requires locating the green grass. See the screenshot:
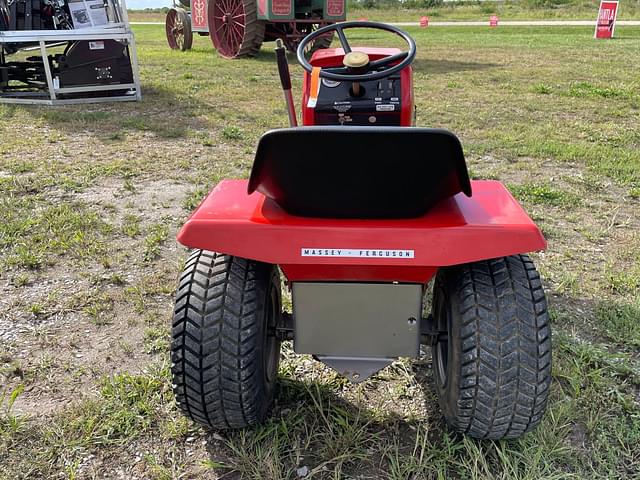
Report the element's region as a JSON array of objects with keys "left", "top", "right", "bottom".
[
  {"left": 509, "top": 182, "right": 581, "bottom": 207},
  {"left": 122, "top": 213, "right": 142, "bottom": 237},
  {"left": 0, "top": 199, "right": 111, "bottom": 271},
  {"left": 181, "top": 185, "right": 210, "bottom": 211},
  {"left": 1, "top": 366, "right": 173, "bottom": 477},
  {"left": 596, "top": 300, "right": 640, "bottom": 347},
  {"left": 0, "top": 385, "right": 26, "bottom": 443},
  {"left": 1, "top": 20, "right": 639, "bottom": 480},
  {"left": 143, "top": 326, "right": 170, "bottom": 354},
  {"left": 83, "top": 292, "right": 116, "bottom": 325},
  {"left": 143, "top": 222, "right": 170, "bottom": 262}
]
